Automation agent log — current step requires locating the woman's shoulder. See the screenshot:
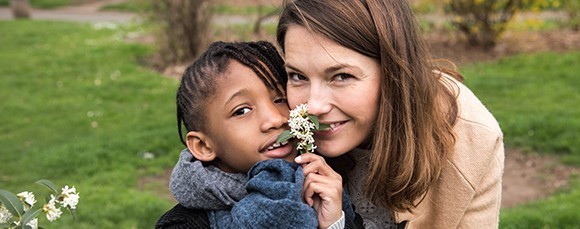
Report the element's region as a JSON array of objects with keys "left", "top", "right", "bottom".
[
  {"left": 440, "top": 72, "right": 504, "bottom": 185},
  {"left": 155, "top": 204, "right": 210, "bottom": 229},
  {"left": 441, "top": 73, "right": 502, "bottom": 136}
]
